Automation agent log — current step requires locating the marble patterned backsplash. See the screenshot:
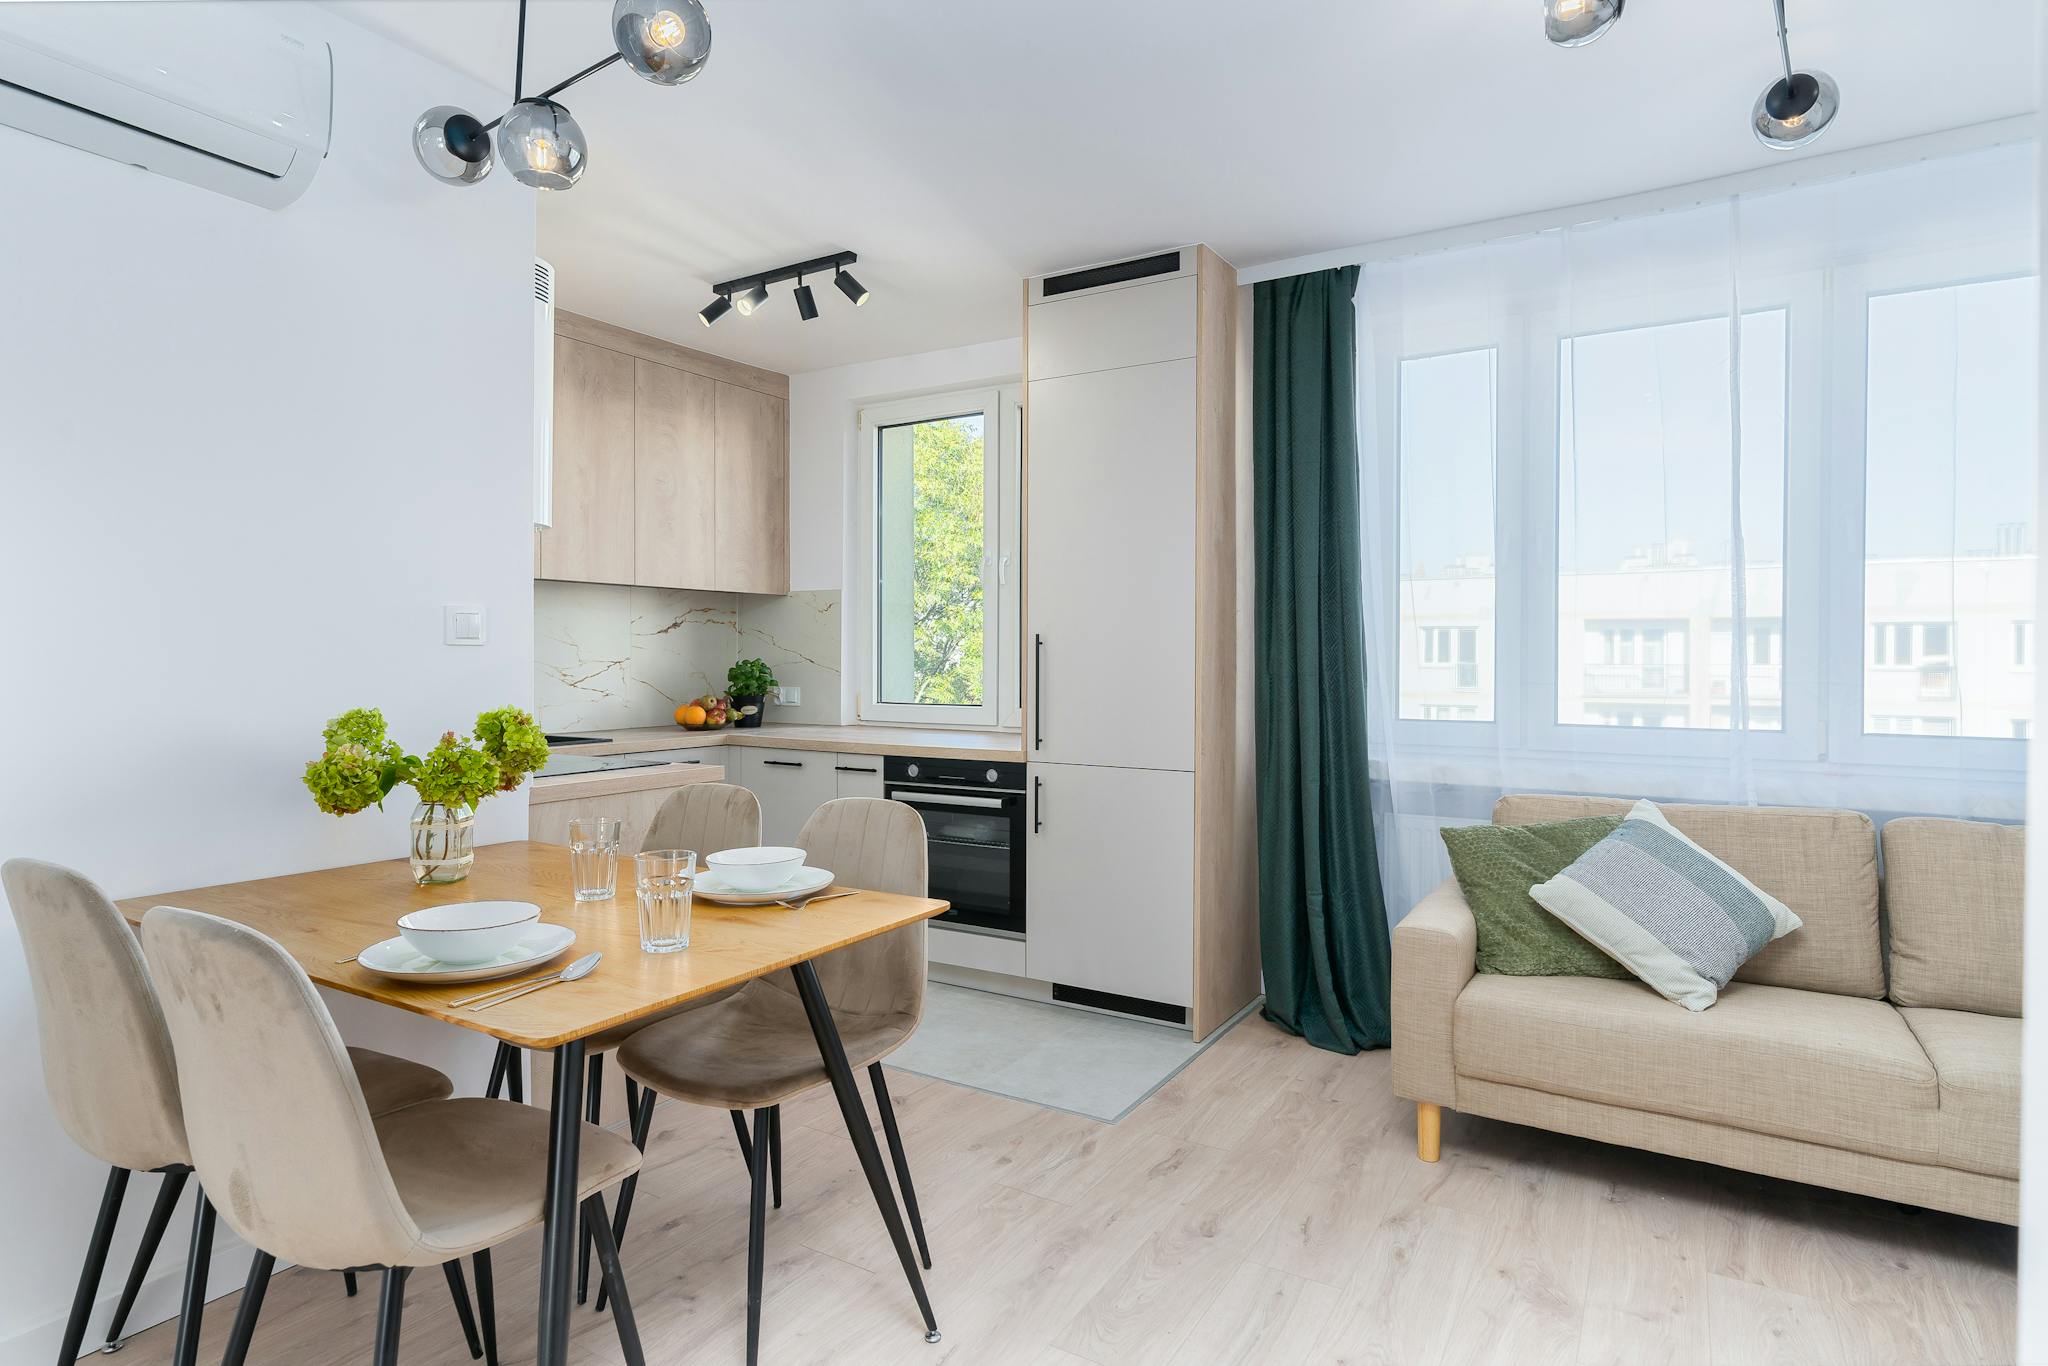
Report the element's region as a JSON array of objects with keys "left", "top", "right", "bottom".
[{"left": 535, "top": 581, "right": 842, "bottom": 733}]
